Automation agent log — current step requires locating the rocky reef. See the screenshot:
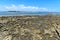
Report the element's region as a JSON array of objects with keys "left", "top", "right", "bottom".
[{"left": 0, "top": 15, "right": 60, "bottom": 40}]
